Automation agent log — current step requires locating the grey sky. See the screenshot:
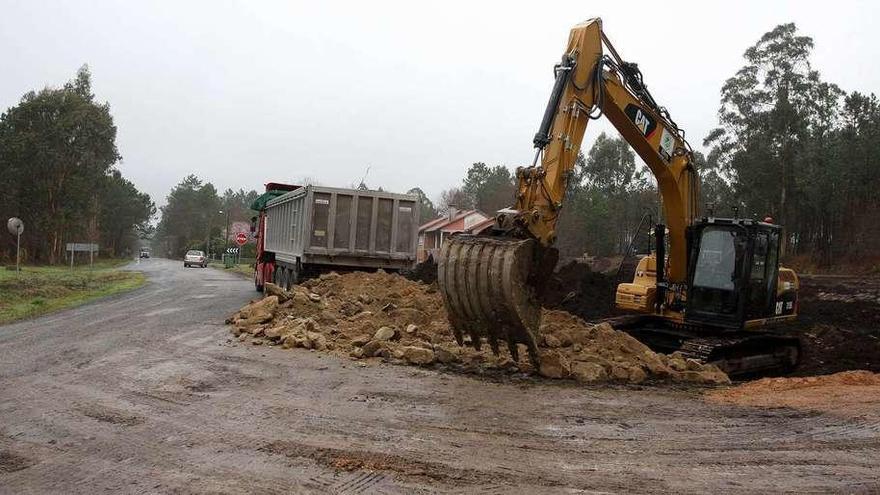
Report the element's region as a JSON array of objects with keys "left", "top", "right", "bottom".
[{"left": 2, "top": 0, "right": 878, "bottom": 210}]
